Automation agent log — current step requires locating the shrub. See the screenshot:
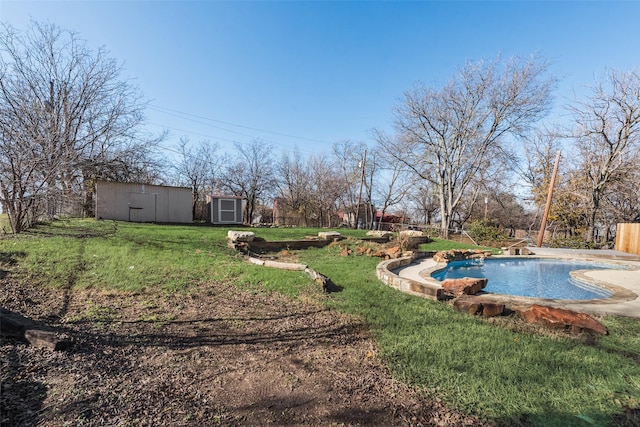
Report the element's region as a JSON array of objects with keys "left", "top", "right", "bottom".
[
  {"left": 466, "top": 220, "right": 507, "bottom": 244},
  {"left": 548, "top": 235, "right": 598, "bottom": 249}
]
